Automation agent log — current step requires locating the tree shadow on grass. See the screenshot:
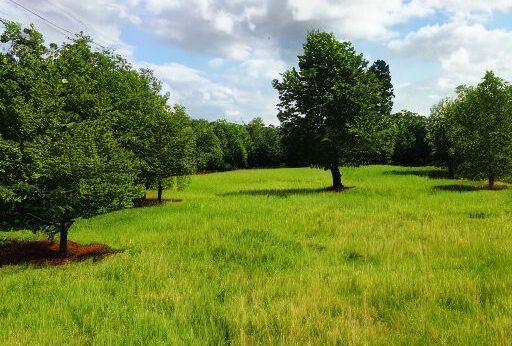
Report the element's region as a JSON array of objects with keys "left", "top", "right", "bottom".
[
  {"left": 383, "top": 169, "right": 451, "bottom": 179},
  {"left": 220, "top": 186, "right": 354, "bottom": 198},
  {"left": 434, "top": 184, "right": 508, "bottom": 192}
]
